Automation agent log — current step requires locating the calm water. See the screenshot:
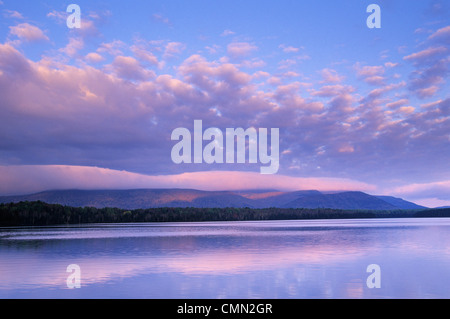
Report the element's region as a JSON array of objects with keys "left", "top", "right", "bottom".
[{"left": 1, "top": 218, "right": 450, "bottom": 299}]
